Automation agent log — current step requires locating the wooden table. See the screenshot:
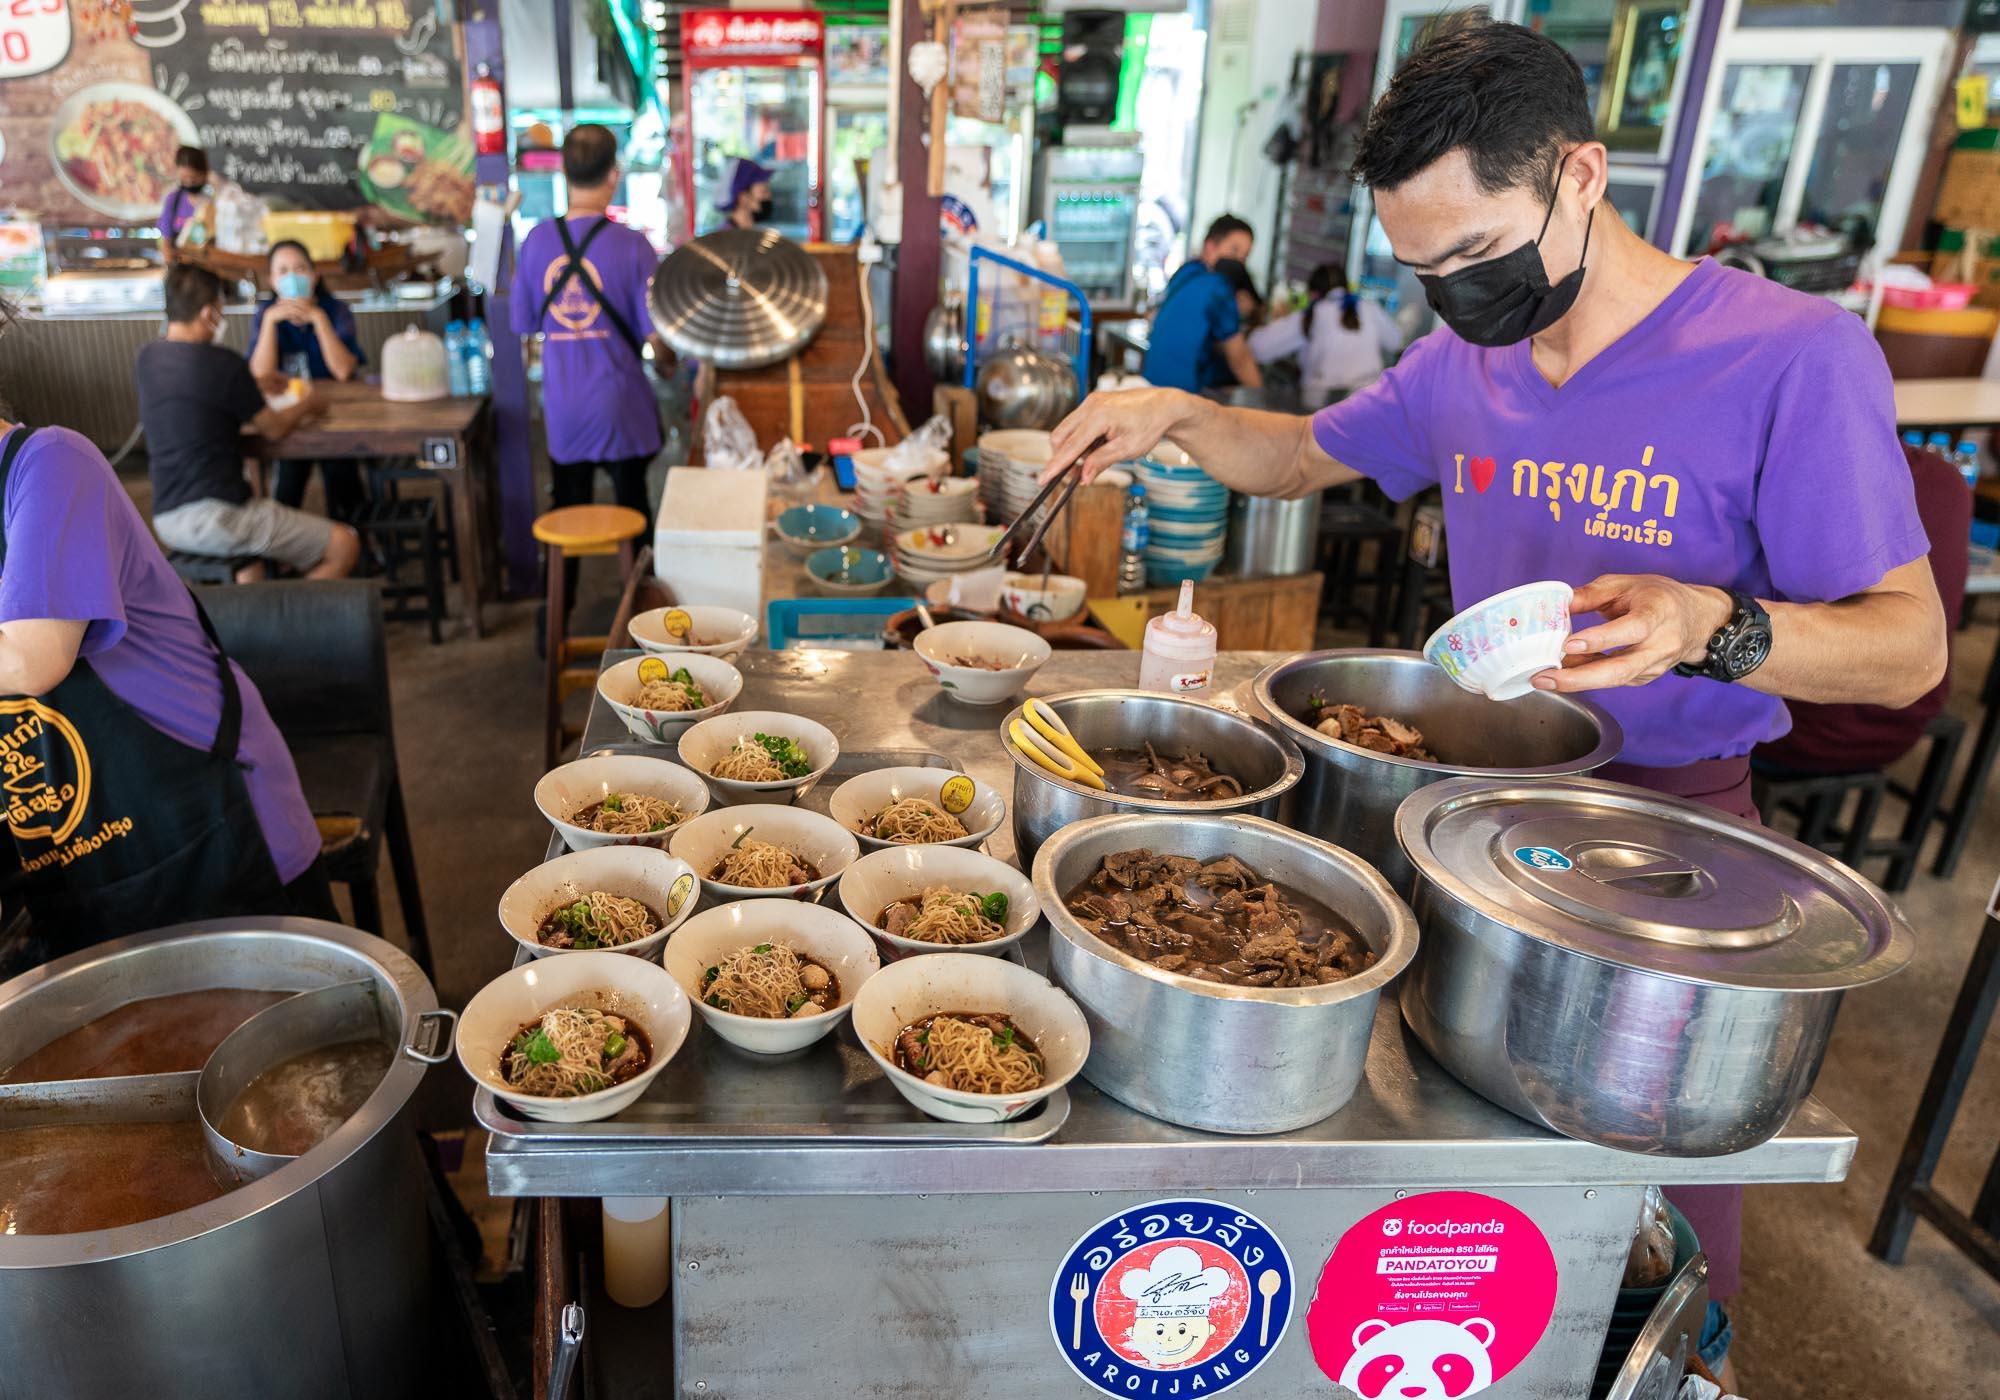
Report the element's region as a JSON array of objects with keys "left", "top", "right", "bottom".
[
  {"left": 1894, "top": 377, "right": 2000, "bottom": 432},
  {"left": 249, "top": 382, "right": 495, "bottom": 637}
]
